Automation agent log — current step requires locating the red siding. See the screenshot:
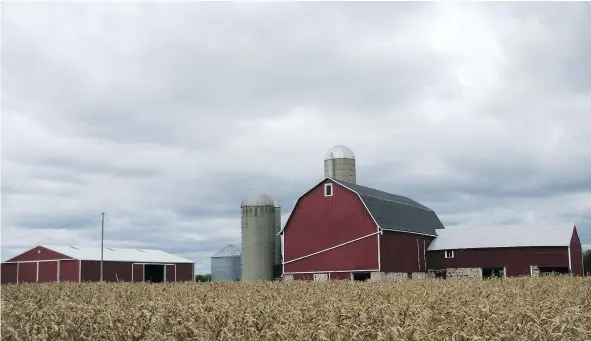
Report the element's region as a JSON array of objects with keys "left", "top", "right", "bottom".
[
  {"left": 570, "top": 227, "right": 583, "bottom": 276},
  {"left": 38, "top": 261, "right": 58, "bottom": 282},
  {"left": 427, "top": 247, "right": 570, "bottom": 276},
  {"left": 133, "top": 264, "right": 144, "bottom": 282},
  {"left": 1, "top": 263, "right": 18, "bottom": 284},
  {"left": 329, "top": 272, "right": 351, "bottom": 281},
  {"left": 18, "top": 262, "right": 37, "bottom": 283},
  {"left": 7, "top": 246, "right": 73, "bottom": 262},
  {"left": 293, "top": 273, "right": 314, "bottom": 281},
  {"left": 380, "top": 231, "right": 435, "bottom": 273},
  {"left": 284, "top": 179, "right": 379, "bottom": 273},
  {"left": 59, "top": 260, "right": 80, "bottom": 282},
  {"left": 166, "top": 264, "right": 175, "bottom": 282},
  {"left": 175, "top": 263, "right": 194, "bottom": 282},
  {"left": 81, "top": 261, "right": 133, "bottom": 282}
]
